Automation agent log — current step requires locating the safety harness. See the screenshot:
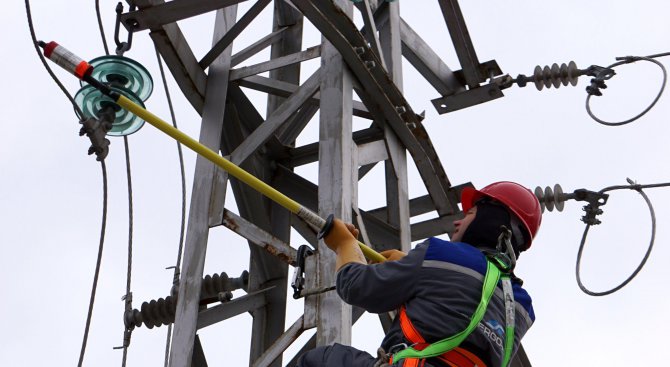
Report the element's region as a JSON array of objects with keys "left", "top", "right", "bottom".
[{"left": 389, "top": 241, "right": 517, "bottom": 367}]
